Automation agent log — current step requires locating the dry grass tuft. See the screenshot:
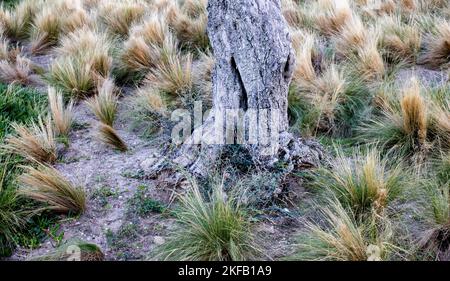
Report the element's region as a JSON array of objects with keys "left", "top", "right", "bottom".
[
  {"left": 62, "top": 7, "right": 92, "bottom": 33},
  {"left": 56, "top": 28, "right": 113, "bottom": 77},
  {"left": 353, "top": 31, "right": 385, "bottom": 82},
  {"left": 98, "top": 123, "right": 128, "bottom": 152},
  {"left": 309, "top": 148, "right": 407, "bottom": 215},
  {"left": 144, "top": 52, "right": 193, "bottom": 96},
  {"left": 292, "top": 199, "right": 397, "bottom": 261},
  {"left": 420, "top": 180, "right": 450, "bottom": 260},
  {"left": 0, "top": 36, "right": 8, "bottom": 60},
  {"left": 18, "top": 164, "right": 86, "bottom": 214},
  {"left": 48, "top": 55, "right": 96, "bottom": 99},
  {"left": 154, "top": 178, "right": 260, "bottom": 261},
  {"left": 292, "top": 33, "right": 318, "bottom": 86},
  {"left": 401, "top": 80, "right": 428, "bottom": 147},
  {"left": 30, "top": 7, "right": 61, "bottom": 54},
  {"left": 166, "top": 3, "right": 209, "bottom": 50},
  {"left": 333, "top": 14, "right": 368, "bottom": 57},
  {"left": 380, "top": 17, "right": 421, "bottom": 64},
  {"left": 131, "top": 14, "right": 170, "bottom": 47},
  {"left": 48, "top": 87, "right": 73, "bottom": 137},
  {"left": 120, "top": 36, "right": 159, "bottom": 75},
  {"left": 135, "top": 86, "right": 167, "bottom": 115},
  {"left": 5, "top": 116, "right": 57, "bottom": 164},
  {"left": 419, "top": 20, "right": 450, "bottom": 69},
  {"left": 193, "top": 51, "right": 214, "bottom": 96},
  {"left": 98, "top": 1, "right": 146, "bottom": 37},
  {"left": 315, "top": 0, "right": 352, "bottom": 35},
  {"left": 86, "top": 79, "right": 119, "bottom": 126},
  {"left": 1, "top": 0, "right": 40, "bottom": 40},
  {"left": 358, "top": 78, "right": 431, "bottom": 156},
  {"left": 0, "top": 55, "right": 39, "bottom": 85}
]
